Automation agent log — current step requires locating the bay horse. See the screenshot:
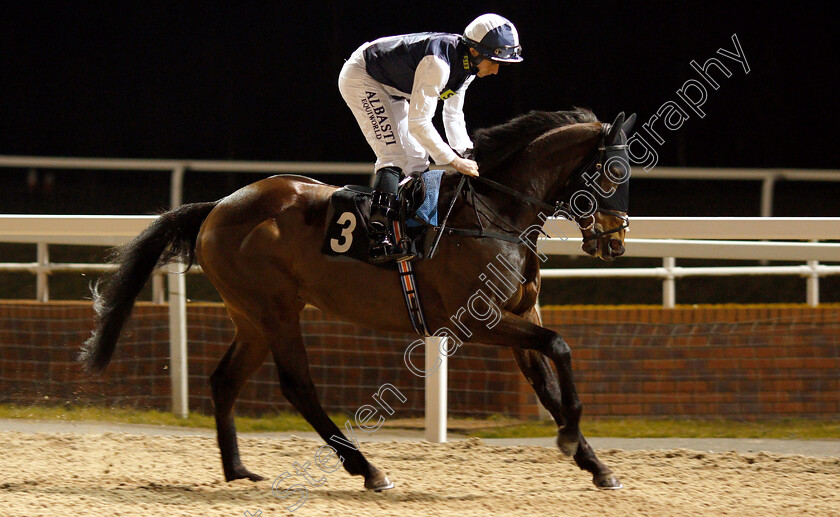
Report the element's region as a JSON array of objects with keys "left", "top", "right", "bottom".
[{"left": 79, "top": 108, "right": 633, "bottom": 491}]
